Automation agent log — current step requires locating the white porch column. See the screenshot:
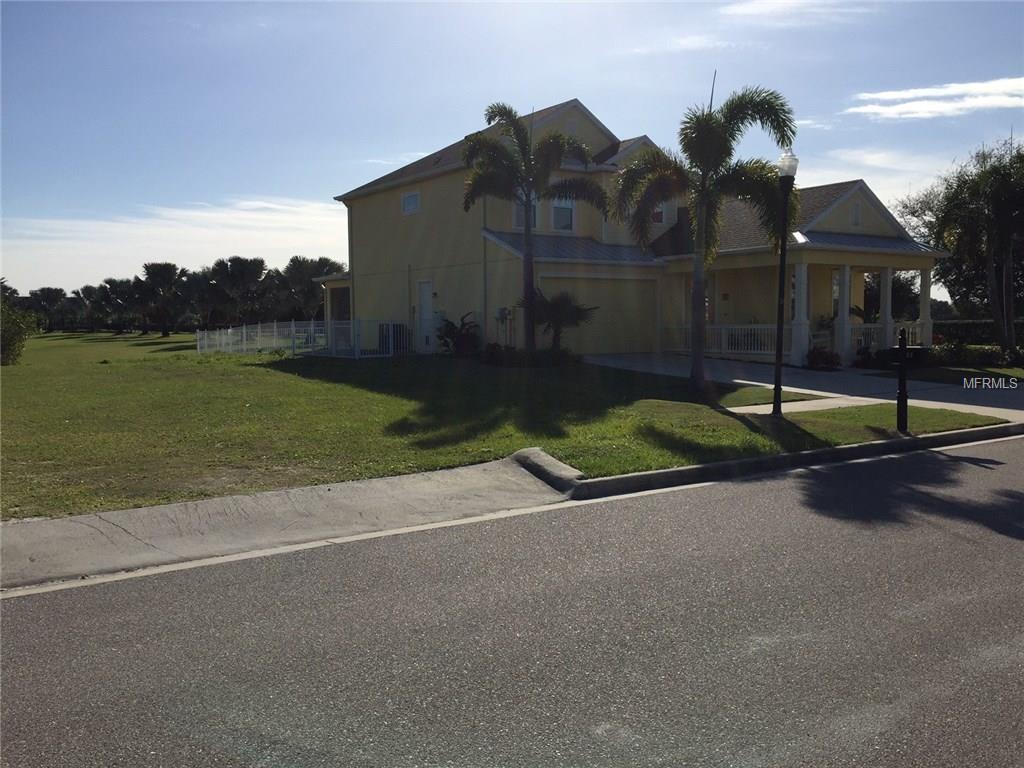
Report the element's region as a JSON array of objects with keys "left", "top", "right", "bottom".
[
  {"left": 836, "top": 265, "right": 852, "bottom": 365},
  {"left": 919, "top": 268, "right": 933, "bottom": 347},
  {"left": 789, "top": 262, "right": 810, "bottom": 366},
  {"left": 880, "top": 267, "right": 894, "bottom": 348}
]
